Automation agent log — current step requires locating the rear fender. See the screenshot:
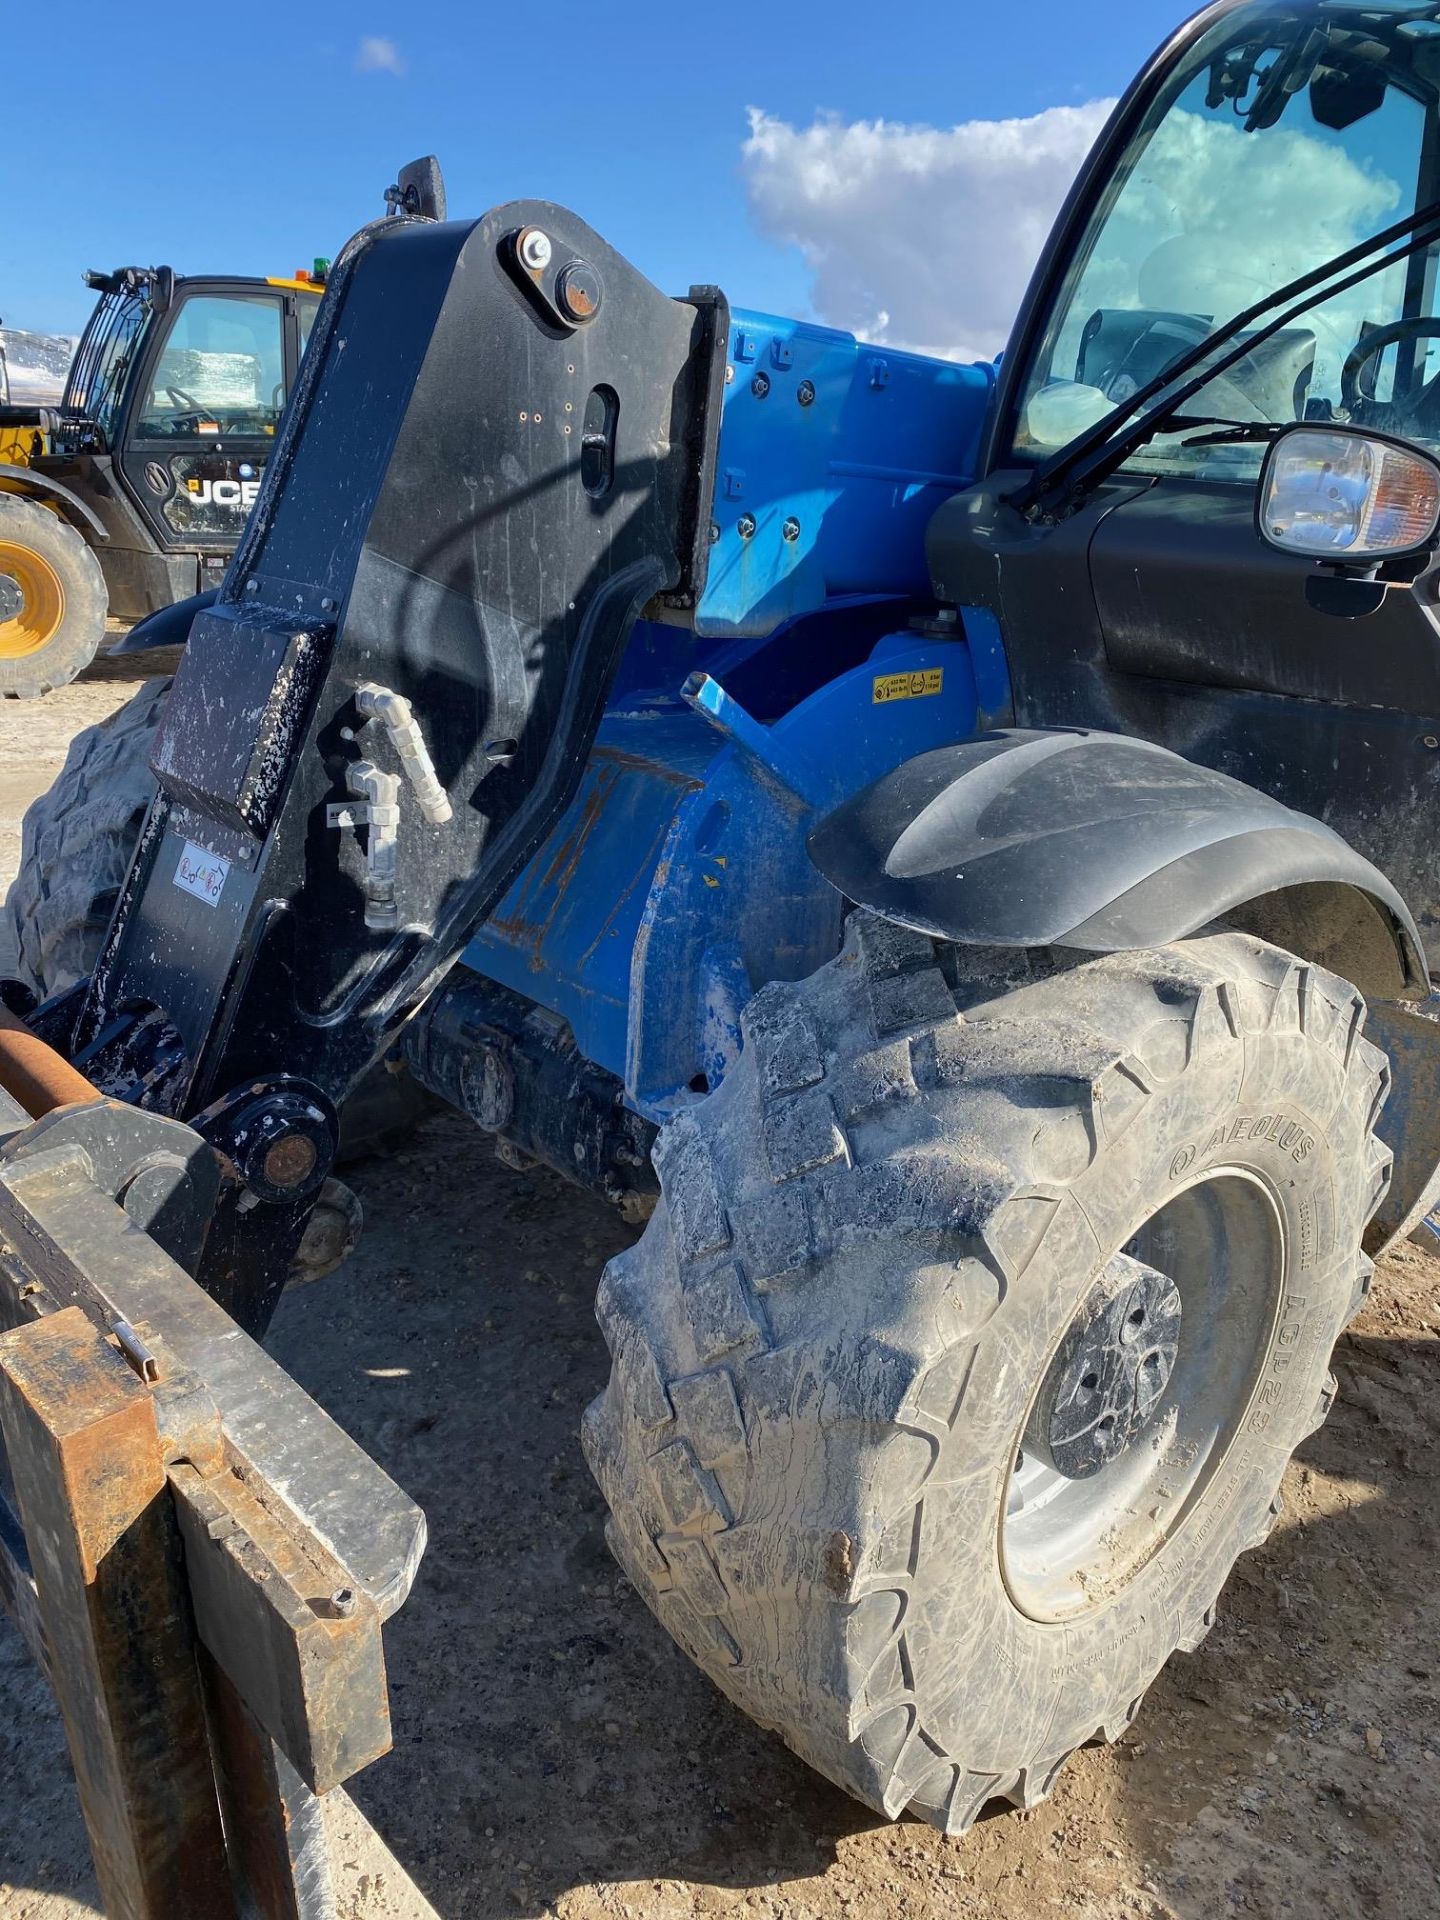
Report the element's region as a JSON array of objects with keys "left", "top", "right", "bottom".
[{"left": 807, "top": 728, "right": 1427, "bottom": 999}]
